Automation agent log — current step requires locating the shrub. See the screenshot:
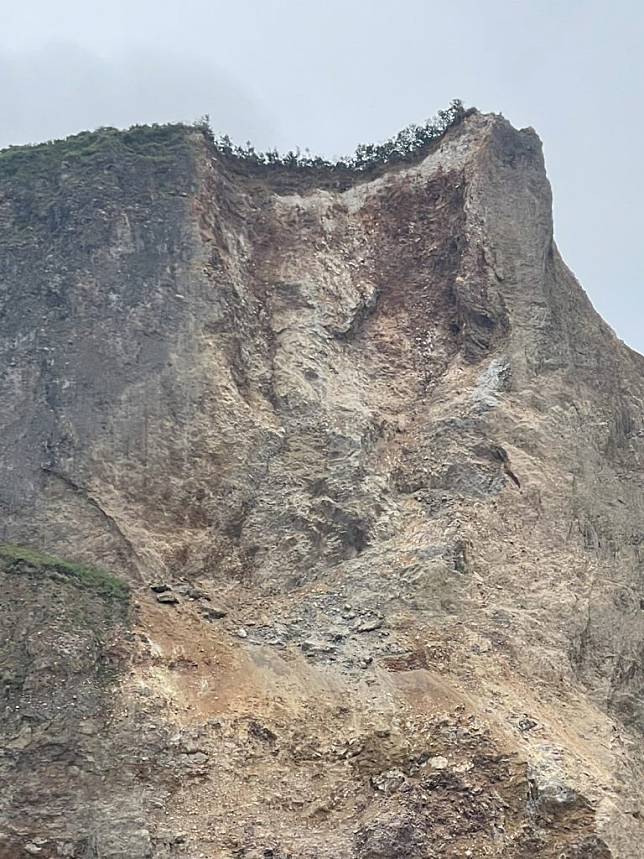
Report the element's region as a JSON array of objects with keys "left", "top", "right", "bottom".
[{"left": 205, "top": 99, "right": 467, "bottom": 173}]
